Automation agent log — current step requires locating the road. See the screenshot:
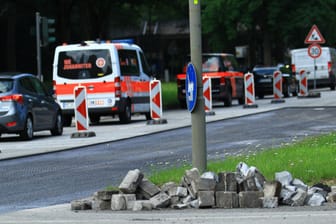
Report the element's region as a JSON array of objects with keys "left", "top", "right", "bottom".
[{"left": 1, "top": 107, "right": 336, "bottom": 214}]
